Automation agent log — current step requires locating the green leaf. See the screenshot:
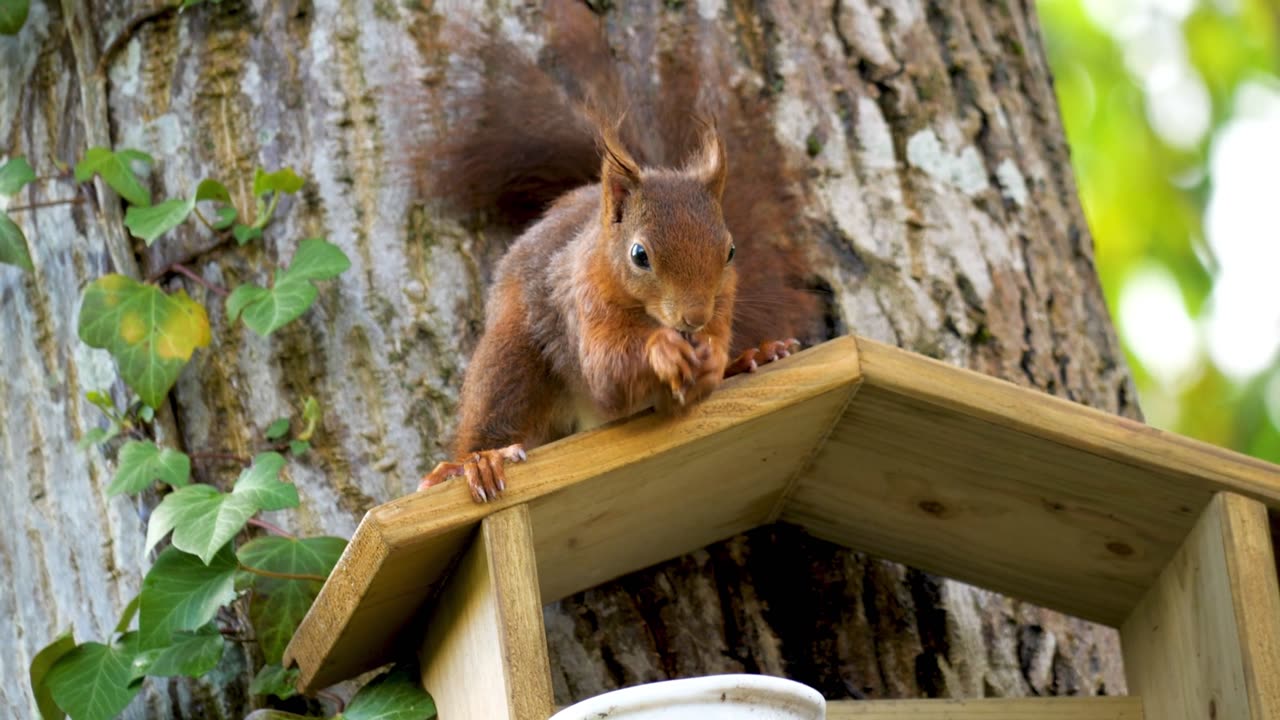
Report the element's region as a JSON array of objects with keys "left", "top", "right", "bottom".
[
  {"left": 0, "top": 211, "right": 33, "bottom": 271},
  {"left": 226, "top": 284, "right": 269, "bottom": 322},
  {"left": 194, "top": 178, "right": 231, "bottom": 204},
  {"left": 115, "top": 595, "right": 141, "bottom": 634},
  {"left": 139, "top": 545, "right": 237, "bottom": 649},
  {"left": 252, "top": 167, "right": 304, "bottom": 197},
  {"left": 46, "top": 635, "right": 142, "bottom": 720},
  {"left": 289, "top": 440, "right": 310, "bottom": 456},
  {"left": 78, "top": 274, "right": 211, "bottom": 408},
  {"left": 131, "top": 623, "right": 224, "bottom": 678},
  {"left": 299, "top": 396, "right": 321, "bottom": 441},
  {"left": 249, "top": 663, "right": 301, "bottom": 699},
  {"left": 281, "top": 238, "right": 351, "bottom": 283},
  {"left": 343, "top": 665, "right": 437, "bottom": 720},
  {"left": 212, "top": 206, "right": 237, "bottom": 230},
  {"left": 30, "top": 628, "right": 75, "bottom": 720},
  {"left": 232, "top": 223, "right": 262, "bottom": 245},
  {"left": 125, "top": 197, "right": 194, "bottom": 245},
  {"left": 231, "top": 240, "right": 350, "bottom": 336},
  {"left": 239, "top": 535, "right": 346, "bottom": 663},
  {"left": 0, "top": 0, "right": 30, "bottom": 36},
  {"left": 265, "top": 417, "right": 290, "bottom": 440},
  {"left": 0, "top": 156, "right": 36, "bottom": 195},
  {"left": 110, "top": 440, "right": 191, "bottom": 496},
  {"left": 145, "top": 452, "right": 296, "bottom": 563},
  {"left": 85, "top": 390, "right": 116, "bottom": 414},
  {"left": 239, "top": 277, "right": 318, "bottom": 336},
  {"left": 75, "top": 147, "right": 152, "bottom": 207},
  {"left": 139, "top": 405, "right": 156, "bottom": 423},
  {"left": 78, "top": 425, "right": 119, "bottom": 450}
]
